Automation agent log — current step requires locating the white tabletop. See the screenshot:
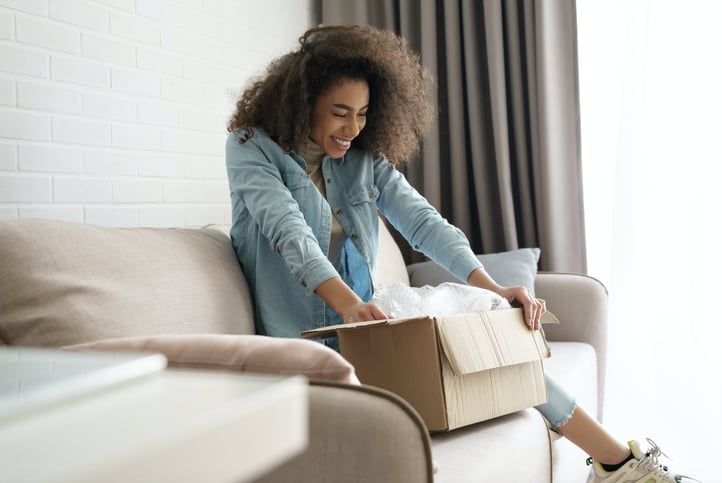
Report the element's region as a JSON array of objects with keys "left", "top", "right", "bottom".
[{"left": 0, "top": 351, "right": 308, "bottom": 483}]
